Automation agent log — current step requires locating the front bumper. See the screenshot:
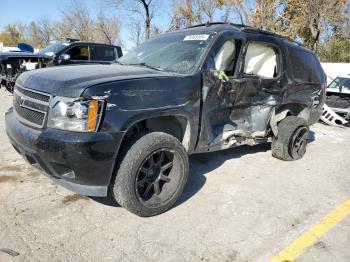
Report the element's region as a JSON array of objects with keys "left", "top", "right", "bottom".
[{"left": 5, "top": 109, "right": 125, "bottom": 197}]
